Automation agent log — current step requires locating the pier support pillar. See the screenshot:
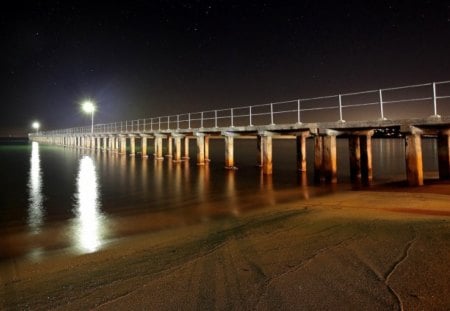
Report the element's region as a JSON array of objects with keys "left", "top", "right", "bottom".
[
  {"left": 262, "top": 135, "right": 273, "bottom": 175},
  {"left": 155, "top": 135, "right": 164, "bottom": 160},
  {"left": 349, "top": 130, "right": 373, "bottom": 185},
  {"left": 129, "top": 135, "right": 136, "bottom": 156},
  {"left": 205, "top": 136, "right": 210, "bottom": 162},
  {"left": 141, "top": 136, "right": 148, "bottom": 157},
  {"left": 196, "top": 134, "right": 205, "bottom": 165},
  {"left": 224, "top": 135, "right": 235, "bottom": 169},
  {"left": 314, "top": 136, "right": 323, "bottom": 183},
  {"left": 183, "top": 137, "right": 190, "bottom": 159},
  {"left": 296, "top": 132, "right": 309, "bottom": 172},
  {"left": 91, "top": 137, "right": 95, "bottom": 149},
  {"left": 438, "top": 130, "right": 450, "bottom": 180},
  {"left": 257, "top": 135, "right": 263, "bottom": 167},
  {"left": 96, "top": 137, "right": 101, "bottom": 151},
  {"left": 103, "top": 137, "right": 108, "bottom": 151},
  {"left": 173, "top": 135, "right": 183, "bottom": 162},
  {"left": 405, "top": 130, "right": 423, "bottom": 186},
  {"left": 119, "top": 136, "right": 127, "bottom": 155},
  {"left": 166, "top": 136, "right": 173, "bottom": 157},
  {"left": 114, "top": 136, "right": 119, "bottom": 154},
  {"left": 323, "top": 134, "right": 337, "bottom": 183}
]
